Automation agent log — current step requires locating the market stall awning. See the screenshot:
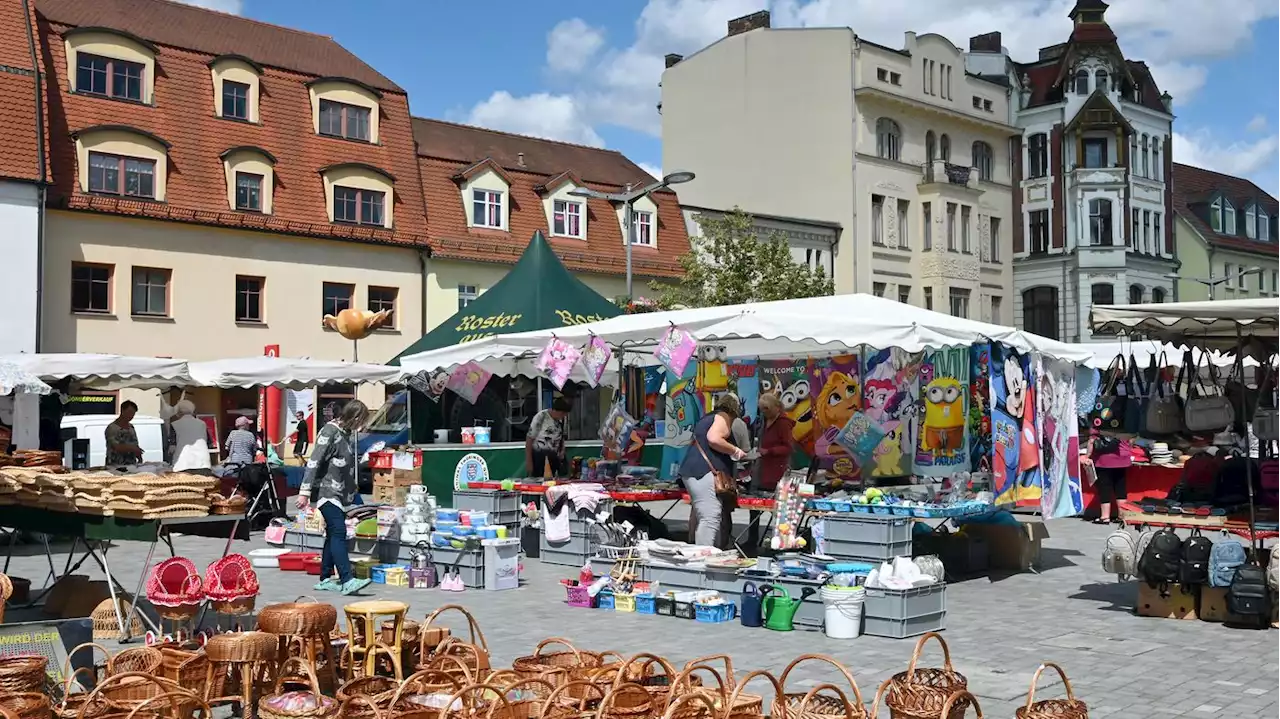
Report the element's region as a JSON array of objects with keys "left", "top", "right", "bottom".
[
  {"left": 1091, "top": 298, "right": 1278, "bottom": 355},
  {"left": 188, "top": 357, "right": 405, "bottom": 389},
  {"left": 0, "top": 353, "right": 194, "bottom": 385},
  {"left": 398, "top": 293, "right": 1096, "bottom": 377},
  {"left": 1073, "top": 340, "right": 1257, "bottom": 370},
  {"left": 0, "top": 361, "right": 52, "bottom": 396},
  {"left": 389, "top": 230, "right": 621, "bottom": 365}
]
